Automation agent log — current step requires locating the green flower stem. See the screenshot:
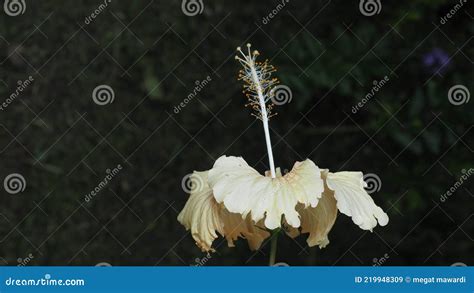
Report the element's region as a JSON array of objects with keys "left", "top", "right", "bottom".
[{"left": 268, "top": 228, "right": 280, "bottom": 266}]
